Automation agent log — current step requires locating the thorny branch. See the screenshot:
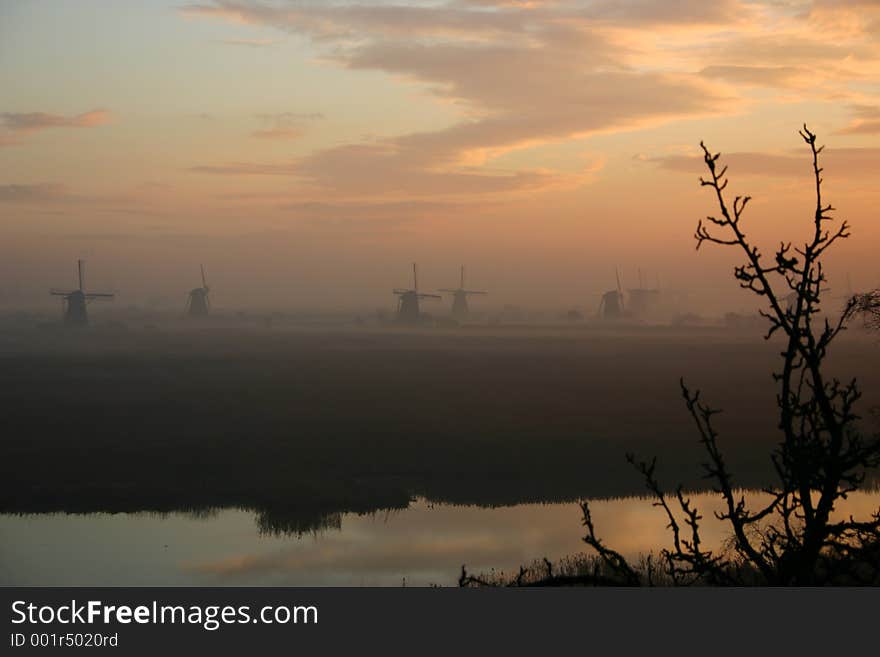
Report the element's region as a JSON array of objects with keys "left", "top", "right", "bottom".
[
  {"left": 460, "top": 125, "right": 880, "bottom": 587},
  {"left": 584, "top": 127, "right": 877, "bottom": 585}
]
